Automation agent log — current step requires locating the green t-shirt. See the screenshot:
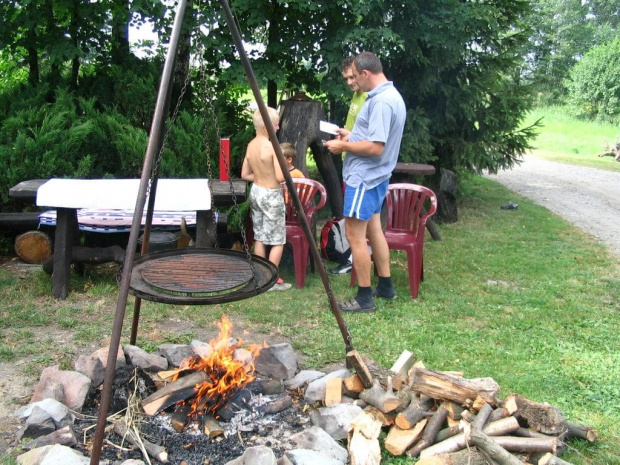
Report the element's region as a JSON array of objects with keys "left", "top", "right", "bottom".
[{"left": 344, "top": 91, "right": 369, "bottom": 131}]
